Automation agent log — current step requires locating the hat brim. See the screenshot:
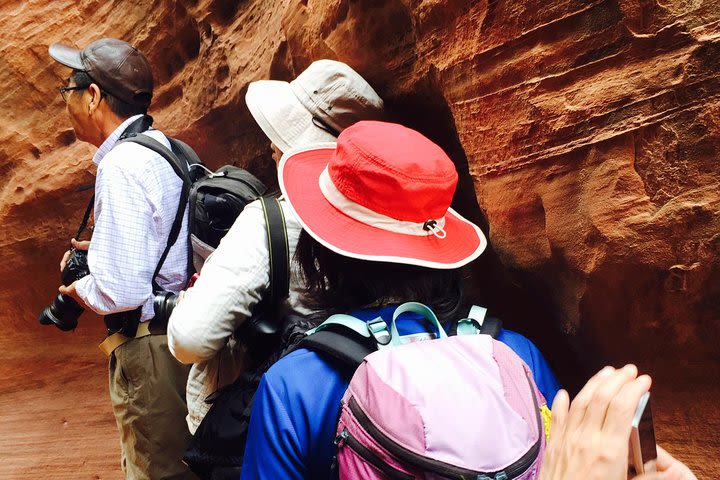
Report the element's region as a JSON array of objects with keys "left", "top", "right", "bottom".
[
  {"left": 245, "top": 80, "right": 336, "bottom": 153},
  {"left": 279, "top": 144, "right": 487, "bottom": 269},
  {"left": 49, "top": 43, "right": 85, "bottom": 70}
]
